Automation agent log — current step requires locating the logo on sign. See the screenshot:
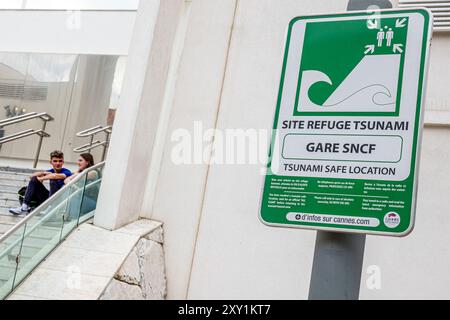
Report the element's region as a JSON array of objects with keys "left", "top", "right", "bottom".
[{"left": 384, "top": 212, "right": 401, "bottom": 228}]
